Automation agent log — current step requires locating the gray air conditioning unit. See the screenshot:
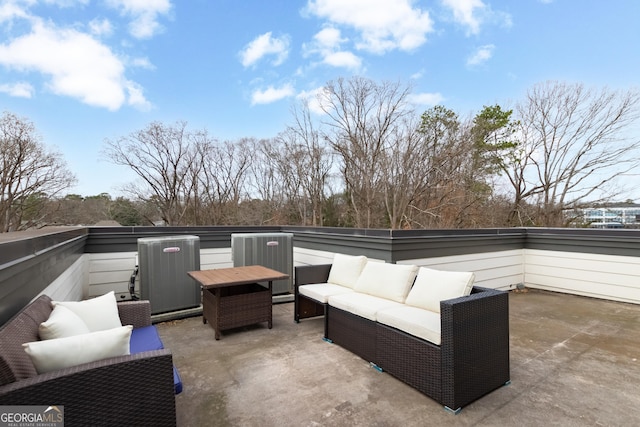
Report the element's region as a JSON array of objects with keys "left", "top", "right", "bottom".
[
  {"left": 231, "top": 232, "right": 293, "bottom": 295},
  {"left": 138, "top": 235, "right": 201, "bottom": 314}
]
